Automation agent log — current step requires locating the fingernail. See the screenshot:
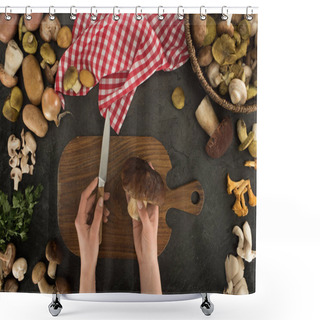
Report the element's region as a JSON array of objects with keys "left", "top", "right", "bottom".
[
  {"left": 137, "top": 200, "right": 143, "bottom": 209},
  {"left": 98, "top": 197, "right": 104, "bottom": 207}
]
